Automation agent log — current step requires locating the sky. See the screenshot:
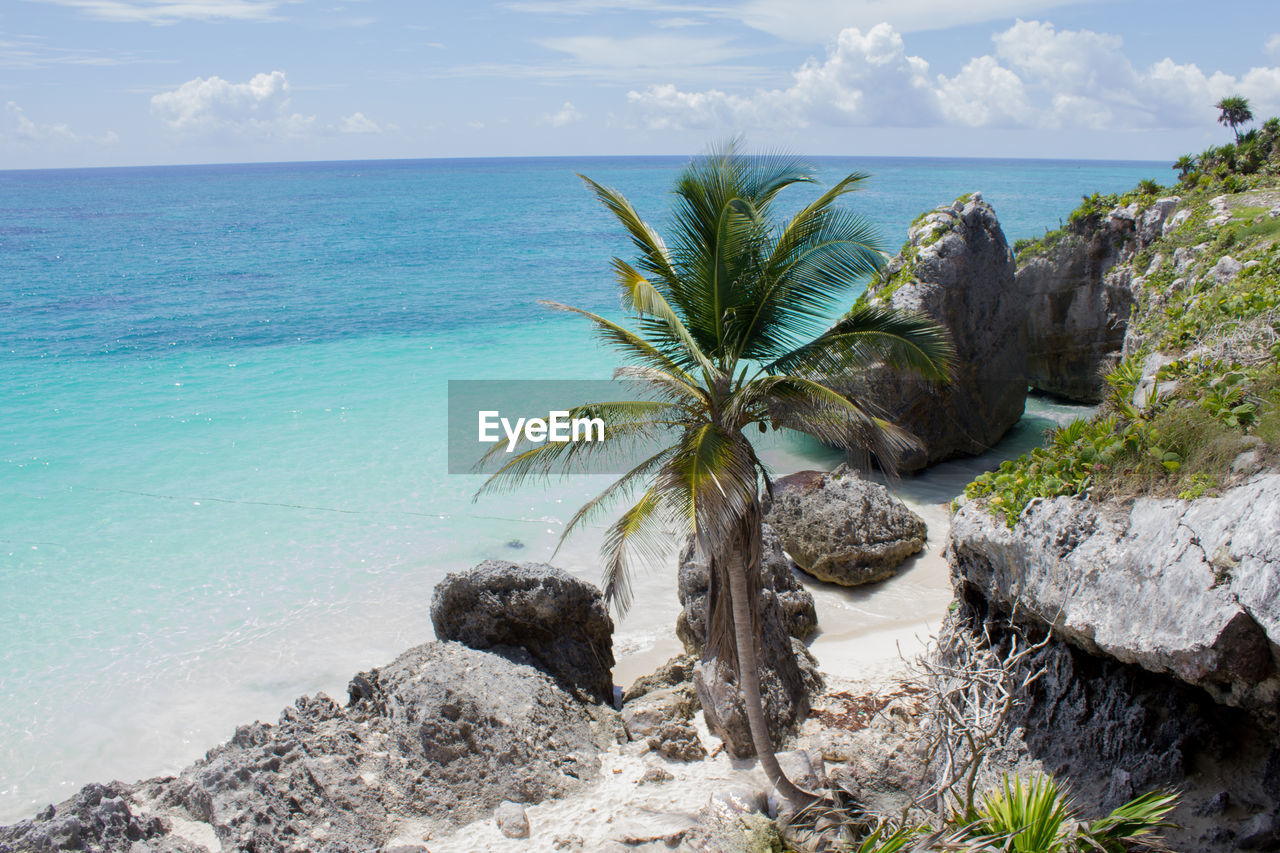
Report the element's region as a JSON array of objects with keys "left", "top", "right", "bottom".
[{"left": 2, "top": 0, "right": 1279, "bottom": 169}]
